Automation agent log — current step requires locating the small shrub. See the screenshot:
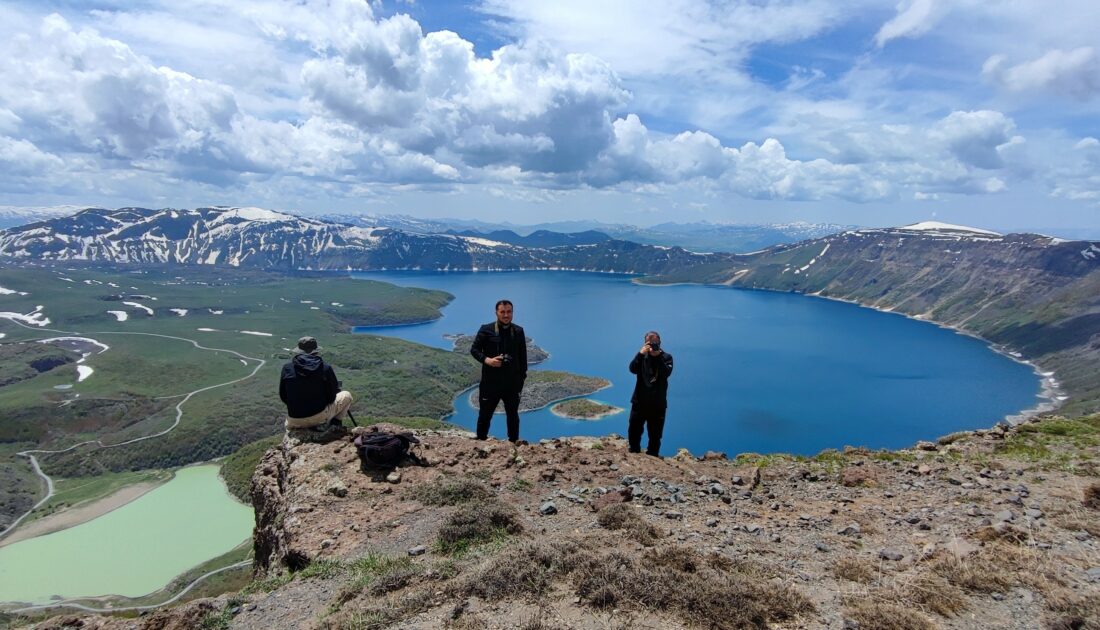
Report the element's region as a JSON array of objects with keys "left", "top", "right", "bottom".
[
  {"left": 1084, "top": 483, "right": 1100, "bottom": 510},
  {"left": 437, "top": 499, "right": 523, "bottom": 553},
  {"left": 832, "top": 556, "right": 877, "bottom": 584},
  {"left": 595, "top": 503, "right": 661, "bottom": 546},
  {"left": 411, "top": 476, "right": 493, "bottom": 506},
  {"left": 508, "top": 477, "right": 533, "bottom": 492}
]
